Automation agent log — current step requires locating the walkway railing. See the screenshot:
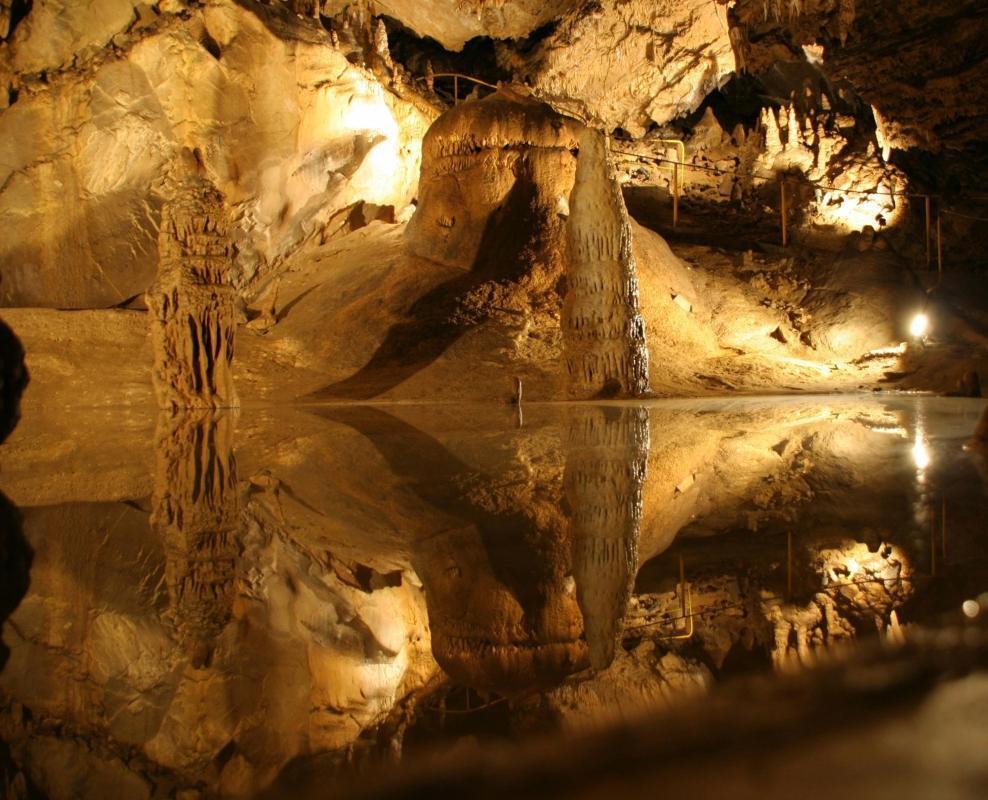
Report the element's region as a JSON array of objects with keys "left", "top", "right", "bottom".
[
  {"left": 612, "top": 146, "right": 947, "bottom": 270},
  {"left": 415, "top": 72, "right": 986, "bottom": 275},
  {"left": 427, "top": 72, "right": 498, "bottom": 103}
]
